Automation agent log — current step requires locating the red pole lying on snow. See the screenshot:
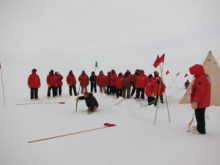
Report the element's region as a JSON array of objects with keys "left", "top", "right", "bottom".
[
  {"left": 28, "top": 123, "right": 116, "bottom": 143},
  {"left": 16, "top": 102, "right": 65, "bottom": 106}
]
